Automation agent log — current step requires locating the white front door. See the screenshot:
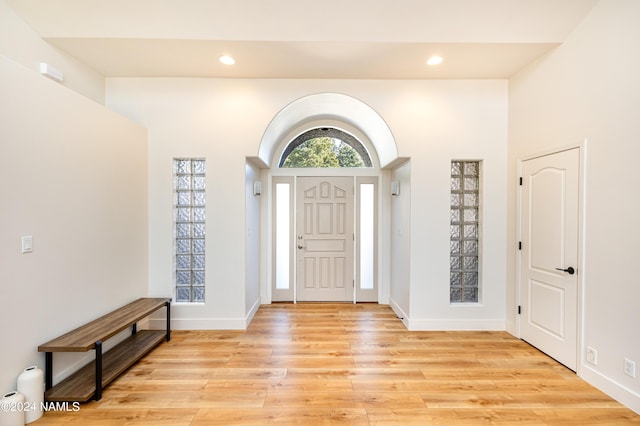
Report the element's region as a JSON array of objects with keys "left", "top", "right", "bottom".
[
  {"left": 520, "top": 148, "right": 580, "bottom": 370},
  {"left": 296, "top": 177, "right": 354, "bottom": 301}
]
